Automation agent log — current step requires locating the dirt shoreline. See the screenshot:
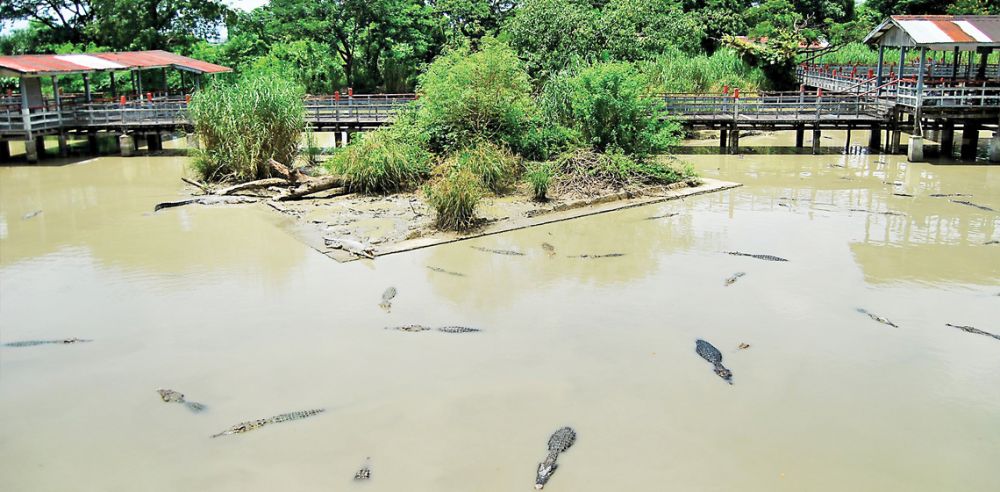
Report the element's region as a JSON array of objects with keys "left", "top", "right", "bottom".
[{"left": 266, "top": 178, "right": 742, "bottom": 262}]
